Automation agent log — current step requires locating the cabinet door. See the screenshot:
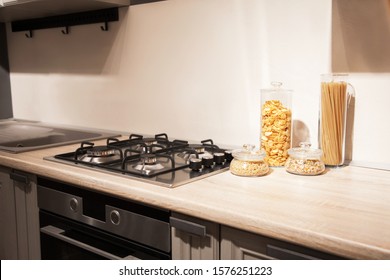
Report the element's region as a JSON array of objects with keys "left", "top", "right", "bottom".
[
  {"left": 0, "top": 168, "right": 40, "bottom": 260},
  {"left": 171, "top": 212, "right": 219, "bottom": 260},
  {"left": 221, "top": 226, "right": 343, "bottom": 260},
  {"left": 221, "top": 225, "right": 273, "bottom": 260},
  {"left": 12, "top": 171, "right": 40, "bottom": 259},
  {"left": 0, "top": 166, "right": 18, "bottom": 259}
]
